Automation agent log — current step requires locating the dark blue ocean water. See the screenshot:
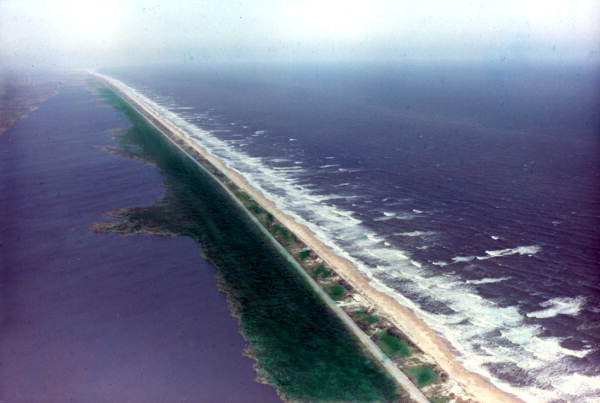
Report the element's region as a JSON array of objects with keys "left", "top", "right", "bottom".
[{"left": 104, "top": 62, "right": 600, "bottom": 402}]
